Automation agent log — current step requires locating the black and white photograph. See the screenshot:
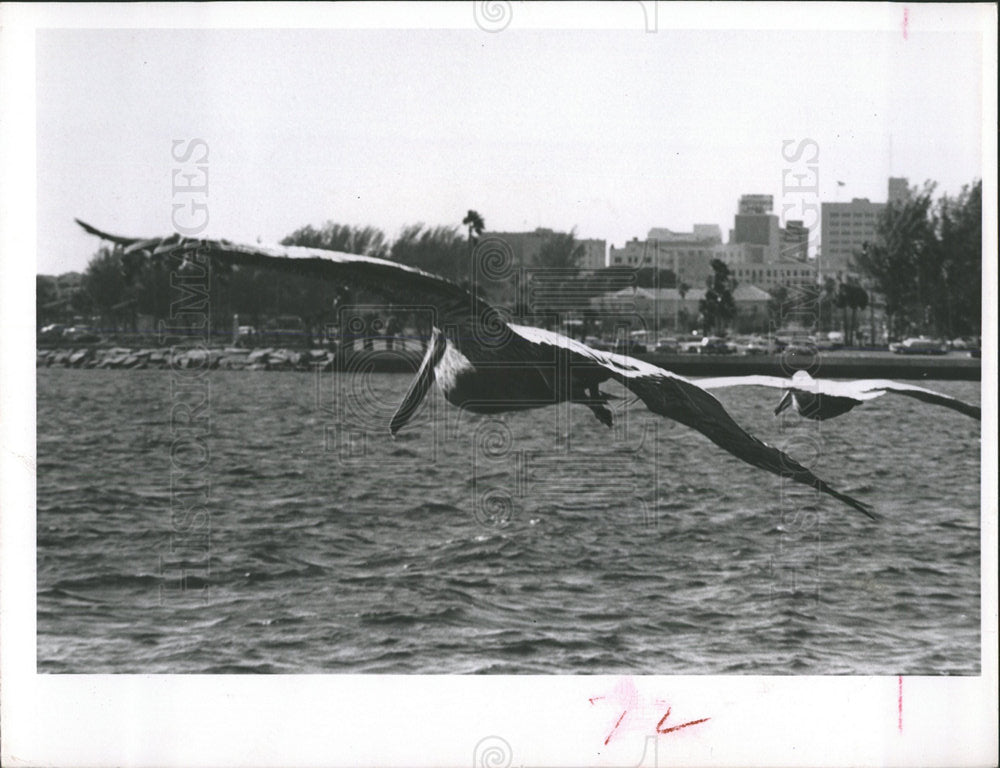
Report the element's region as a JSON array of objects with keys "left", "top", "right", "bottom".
[{"left": 1, "top": 2, "right": 996, "bottom": 766}]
